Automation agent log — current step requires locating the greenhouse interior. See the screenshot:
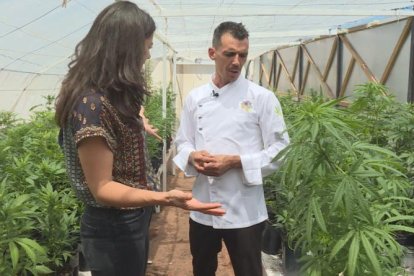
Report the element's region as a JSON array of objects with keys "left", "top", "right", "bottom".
[{"left": 2, "top": 0, "right": 414, "bottom": 275}]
